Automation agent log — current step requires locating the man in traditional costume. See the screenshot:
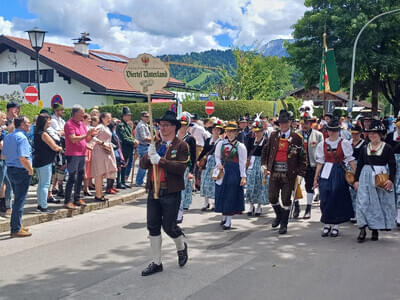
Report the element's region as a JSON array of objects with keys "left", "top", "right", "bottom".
[
  {"left": 140, "top": 111, "right": 189, "bottom": 276},
  {"left": 261, "top": 110, "right": 307, "bottom": 234}
]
